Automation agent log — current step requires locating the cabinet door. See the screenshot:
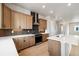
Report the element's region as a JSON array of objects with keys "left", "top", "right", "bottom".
[
  {"left": 23, "top": 37, "right": 30, "bottom": 48},
  {"left": 39, "top": 19, "right": 47, "bottom": 32},
  {"left": 43, "top": 20, "right": 47, "bottom": 29},
  {"left": 13, "top": 37, "right": 24, "bottom": 51},
  {"left": 20, "top": 14, "right": 27, "bottom": 29},
  {"left": 12, "top": 11, "right": 21, "bottom": 29},
  {"left": 39, "top": 19, "right": 43, "bottom": 30},
  {"left": 29, "top": 36, "right": 35, "bottom": 46},
  {"left": 42, "top": 34, "right": 48, "bottom": 42},
  {"left": 26, "top": 15, "right": 33, "bottom": 29},
  {"left": 12, "top": 11, "right": 27, "bottom": 29},
  {"left": 3, "top": 4, "right": 11, "bottom": 29},
  {"left": 0, "top": 4, "right": 2, "bottom": 29}
]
